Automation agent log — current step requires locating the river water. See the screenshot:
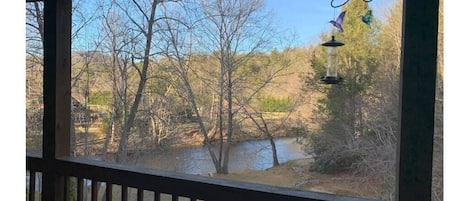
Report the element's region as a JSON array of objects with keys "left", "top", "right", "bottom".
[
  {"left": 130, "top": 137, "right": 309, "bottom": 175},
  {"left": 26, "top": 138, "right": 308, "bottom": 190}
]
